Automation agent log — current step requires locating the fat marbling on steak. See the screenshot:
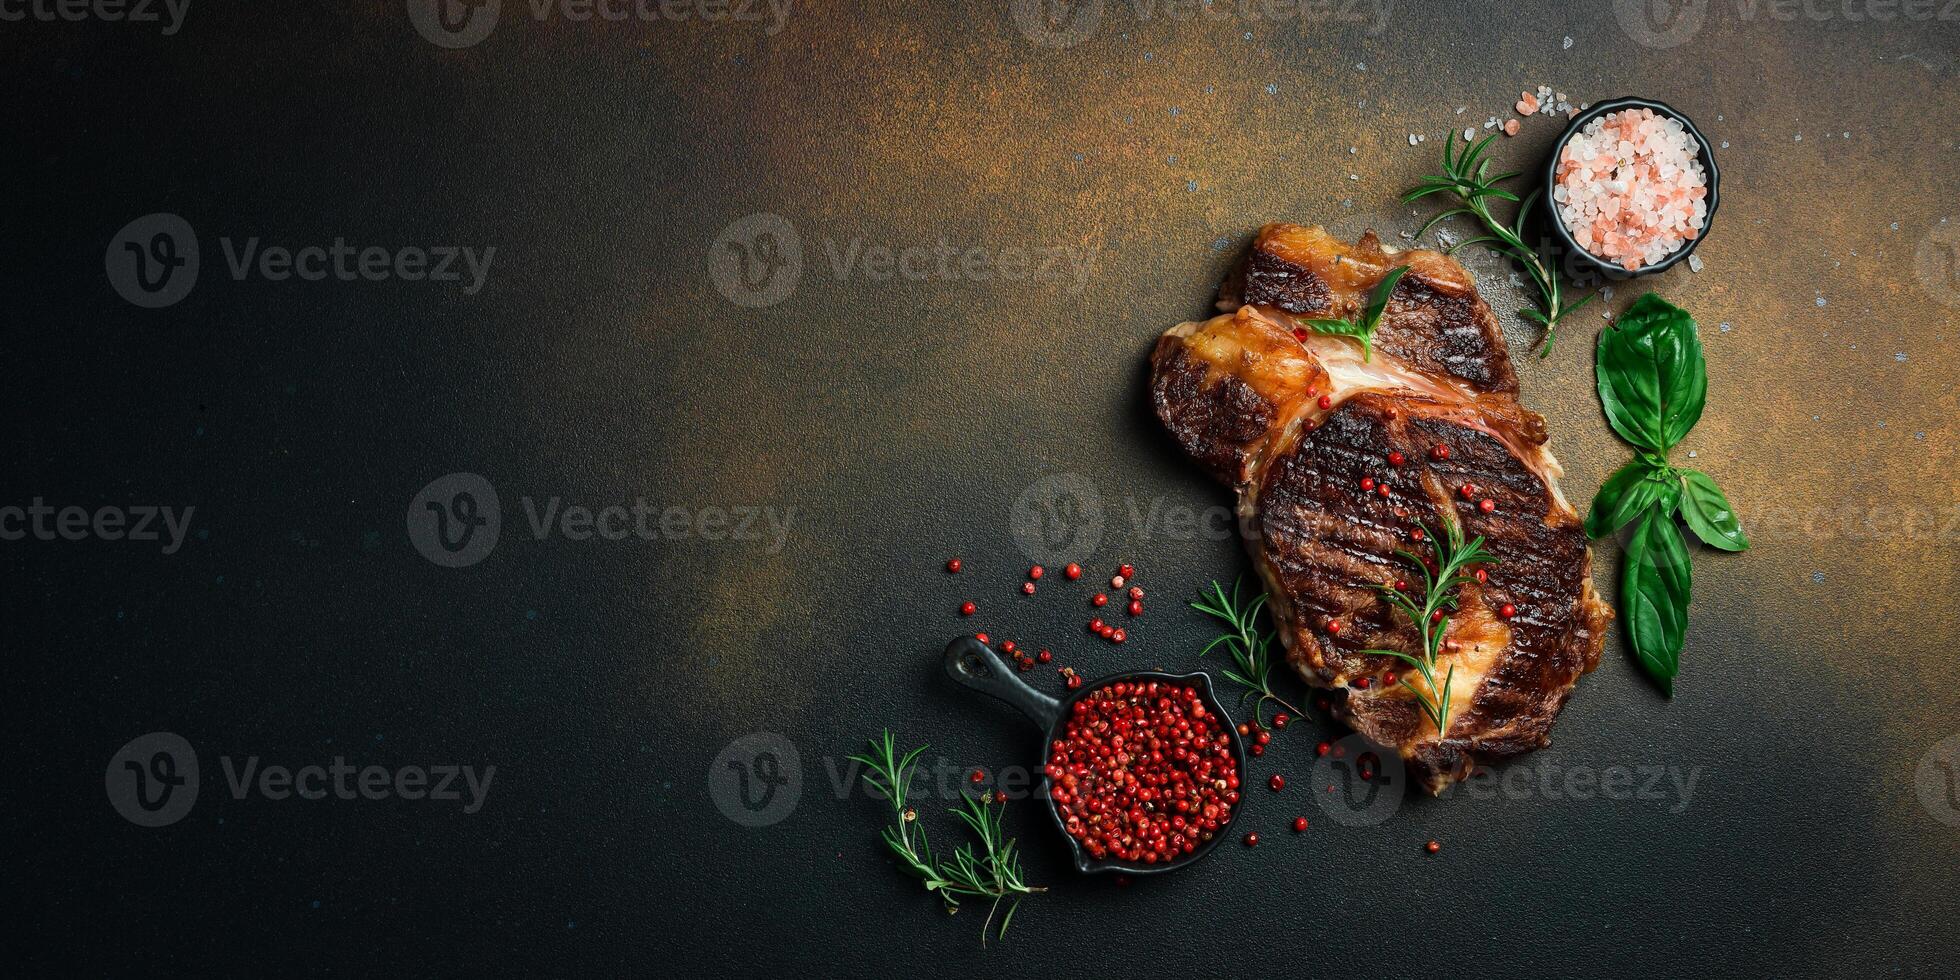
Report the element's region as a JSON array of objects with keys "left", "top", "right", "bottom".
[{"left": 1151, "top": 223, "right": 1612, "bottom": 794}]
